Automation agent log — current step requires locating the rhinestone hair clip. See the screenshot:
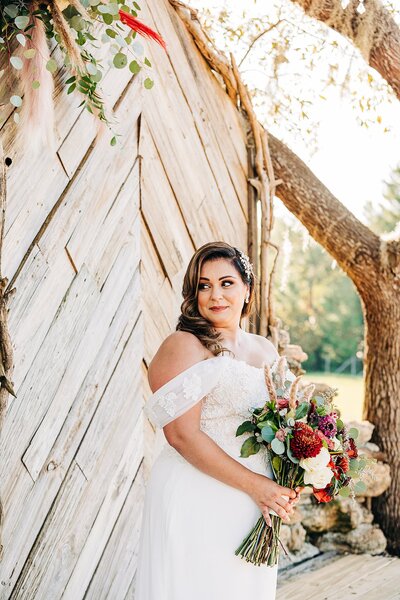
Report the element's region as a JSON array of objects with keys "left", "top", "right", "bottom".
[{"left": 236, "top": 249, "right": 254, "bottom": 280}]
